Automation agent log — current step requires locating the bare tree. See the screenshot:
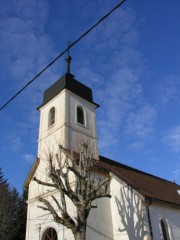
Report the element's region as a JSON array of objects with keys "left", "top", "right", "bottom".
[{"left": 34, "top": 144, "right": 111, "bottom": 240}]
